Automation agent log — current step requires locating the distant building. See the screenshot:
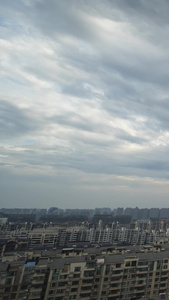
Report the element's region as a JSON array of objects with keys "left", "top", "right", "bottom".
[{"left": 0, "top": 217, "right": 7, "bottom": 224}]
